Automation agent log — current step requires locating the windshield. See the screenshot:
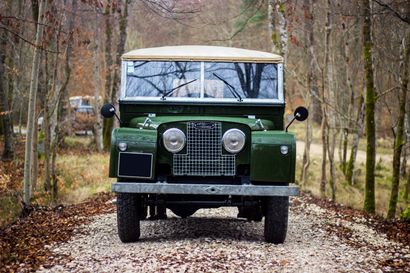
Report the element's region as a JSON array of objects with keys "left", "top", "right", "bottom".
[{"left": 123, "top": 61, "right": 281, "bottom": 101}]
